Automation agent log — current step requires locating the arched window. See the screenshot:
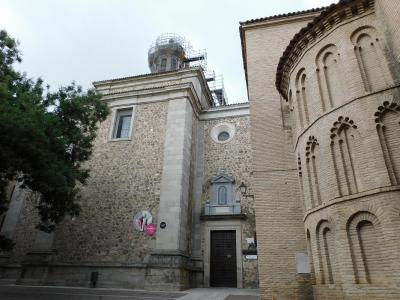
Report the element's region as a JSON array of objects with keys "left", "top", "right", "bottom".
[
  {"left": 218, "top": 186, "right": 227, "bottom": 205},
  {"left": 160, "top": 58, "right": 167, "bottom": 72},
  {"left": 205, "top": 170, "right": 239, "bottom": 216},
  {"left": 316, "top": 220, "right": 335, "bottom": 284},
  {"left": 351, "top": 26, "right": 390, "bottom": 92},
  {"left": 347, "top": 211, "right": 388, "bottom": 285},
  {"left": 171, "top": 57, "right": 178, "bottom": 70},
  {"left": 297, "top": 154, "right": 307, "bottom": 211},
  {"left": 330, "top": 117, "right": 359, "bottom": 197},
  {"left": 322, "top": 227, "right": 334, "bottom": 284},
  {"left": 210, "top": 170, "right": 235, "bottom": 207},
  {"left": 295, "top": 68, "right": 310, "bottom": 127},
  {"left": 306, "top": 229, "right": 316, "bottom": 284},
  {"left": 305, "top": 136, "right": 322, "bottom": 207},
  {"left": 375, "top": 101, "right": 400, "bottom": 185},
  {"left": 316, "top": 44, "right": 344, "bottom": 109}
]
